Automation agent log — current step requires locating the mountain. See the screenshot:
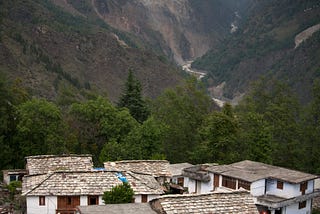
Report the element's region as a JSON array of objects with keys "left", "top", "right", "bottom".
[
  {"left": 87, "top": 0, "right": 253, "bottom": 64},
  {"left": 193, "top": 0, "right": 320, "bottom": 103},
  {"left": 0, "top": 0, "right": 183, "bottom": 102}
]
